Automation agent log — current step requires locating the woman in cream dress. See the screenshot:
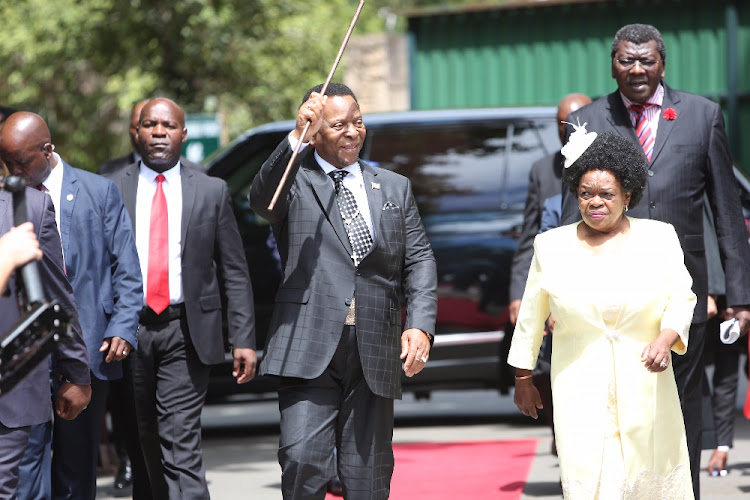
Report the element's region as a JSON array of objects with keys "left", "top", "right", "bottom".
[{"left": 509, "top": 130, "right": 696, "bottom": 499}]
